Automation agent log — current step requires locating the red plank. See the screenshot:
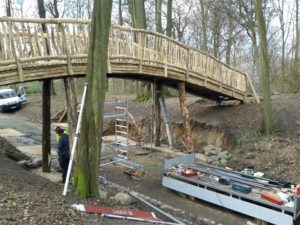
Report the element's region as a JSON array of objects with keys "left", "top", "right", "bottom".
[
  {"left": 84, "top": 204, "right": 159, "bottom": 221},
  {"left": 261, "top": 192, "right": 284, "bottom": 205}
]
